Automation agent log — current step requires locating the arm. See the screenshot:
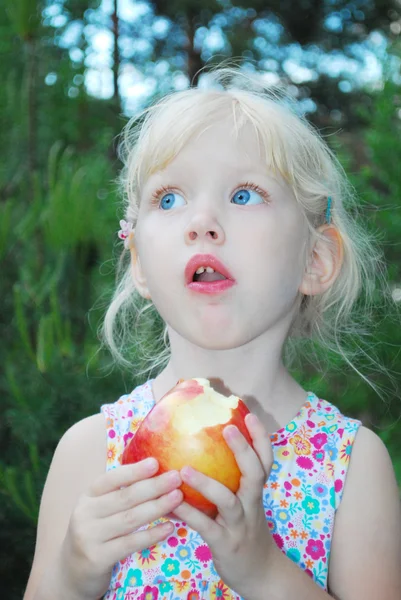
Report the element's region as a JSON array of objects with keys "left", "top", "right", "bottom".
[
  {"left": 262, "top": 425, "right": 401, "bottom": 600},
  {"left": 23, "top": 414, "right": 107, "bottom": 600},
  {"left": 328, "top": 426, "right": 401, "bottom": 599}
]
